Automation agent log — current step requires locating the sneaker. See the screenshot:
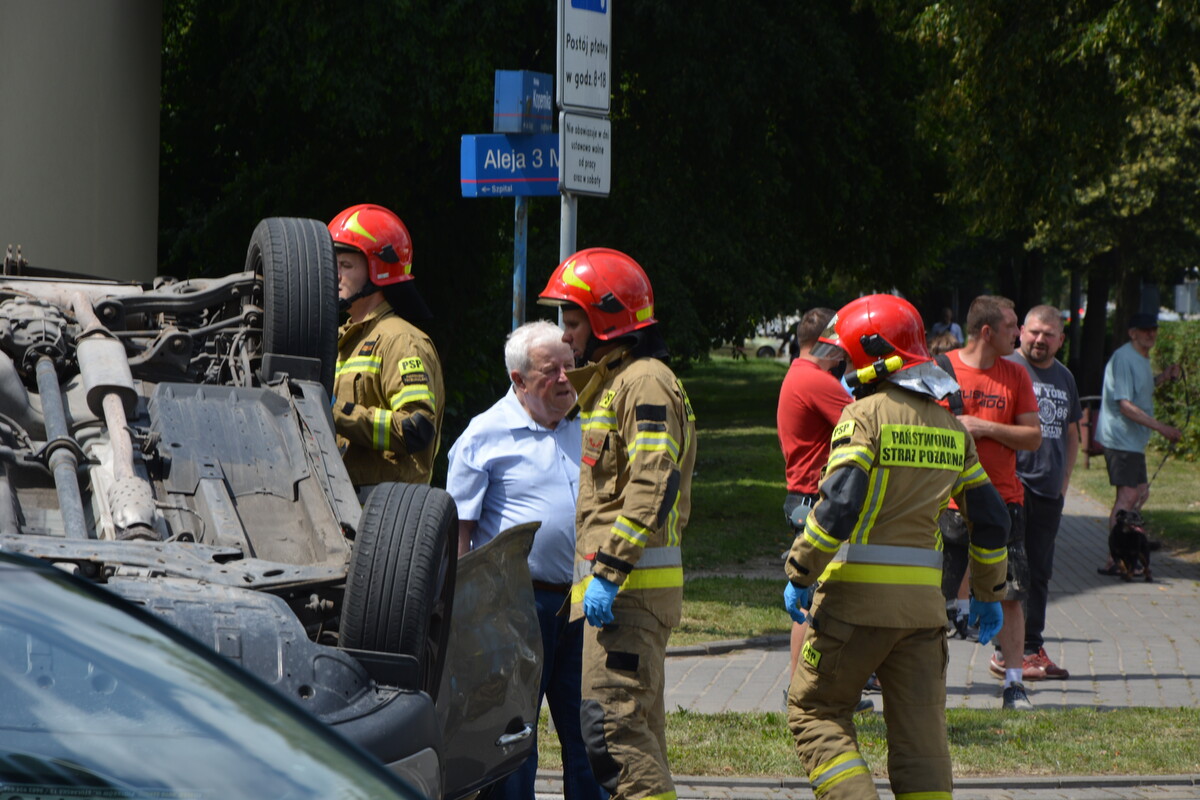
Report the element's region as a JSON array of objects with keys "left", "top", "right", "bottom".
[
  {"left": 1027, "top": 648, "right": 1070, "bottom": 680},
  {"left": 988, "top": 652, "right": 1006, "bottom": 679},
  {"left": 991, "top": 652, "right": 1046, "bottom": 681},
  {"left": 1002, "top": 682, "right": 1034, "bottom": 710},
  {"left": 855, "top": 697, "right": 874, "bottom": 714}
]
